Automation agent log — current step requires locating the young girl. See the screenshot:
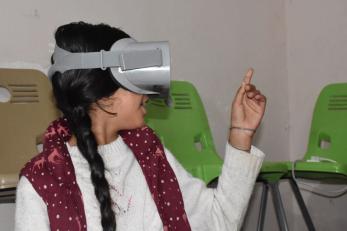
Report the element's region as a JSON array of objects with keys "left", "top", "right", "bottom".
[{"left": 15, "top": 22, "right": 266, "bottom": 231}]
